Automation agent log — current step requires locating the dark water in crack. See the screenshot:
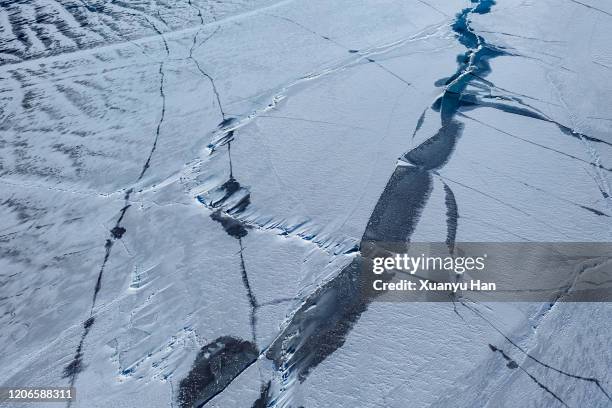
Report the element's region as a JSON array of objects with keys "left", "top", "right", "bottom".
[
  {"left": 210, "top": 210, "right": 249, "bottom": 239},
  {"left": 403, "top": 120, "right": 464, "bottom": 169},
  {"left": 443, "top": 182, "right": 458, "bottom": 253},
  {"left": 110, "top": 226, "right": 126, "bottom": 239},
  {"left": 265, "top": 166, "right": 433, "bottom": 397},
  {"left": 252, "top": 381, "right": 272, "bottom": 408},
  {"left": 198, "top": 176, "right": 252, "bottom": 215},
  {"left": 489, "top": 344, "right": 570, "bottom": 407},
  {"left": 489, "top": 344, "right": 519, "bottom": 369},
  {"left": 362, "top": 166, "right": 433, "bottom": 243},
  {"left": 177, "top": 337, "right": 258, "bottom": 408},
  {"left": 62, "top": 317, "right": 95, "bottom": 381}
]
